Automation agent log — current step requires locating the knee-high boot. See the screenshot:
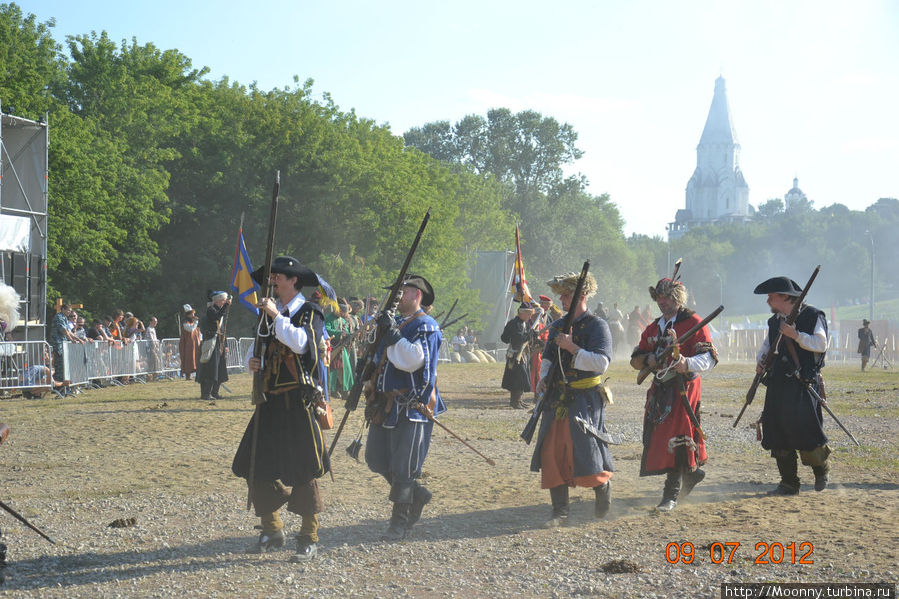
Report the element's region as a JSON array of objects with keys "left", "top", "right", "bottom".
[
  {"left": 542, "top": 485, "right": 569, "bottom": 528},
  {"left": 656, "top": 471, "right": 681, "bottom": 512},
  {"left": 770, "top": 453, "right": 800, "bottom": 495}
]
